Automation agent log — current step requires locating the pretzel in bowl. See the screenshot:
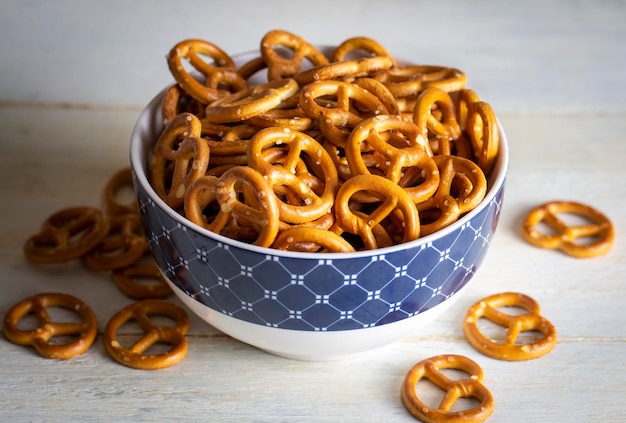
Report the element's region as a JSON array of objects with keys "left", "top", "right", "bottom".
[
  {"left": 103, "top": 299, "right": 190, "bottom": 370},
  {"left": 463, "top": 292, "right": 557, "bottom": 361},
  {"left": 413, "top": 87, "right": 462, "bottom": 156},
  {"left": 465, "top": 101, "right": 500, "bottom": 175},
  {"left": 23, "top": 206, "right": 110, "bottom": 263},
  {"left": 3, "top": 293, "right": 98, "bottom": 360},
  {"left": 260, "top": 29, "right": 329, "bottom": 81},
  {"left": 375, "top": 64, "right": 467, "bottom": 98},
  {"left": 520, "top": 201, "right": 614, "bottom": 258},
  {"left": 331, "top": 36, "right": 397, "bottom": 67},
  {"left": 401, "top": 354, "right": 494, "bottom": 423},
  {"left": 167, "top": 39, "right": 248, "bottom": 104},
  {"left": 273, "top": 226, "right": 356, "bottom": 253}
]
